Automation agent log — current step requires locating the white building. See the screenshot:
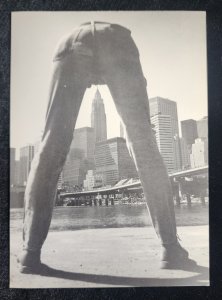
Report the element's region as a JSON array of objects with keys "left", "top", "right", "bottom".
[
  {"left": 151, "top": 114, "right": 174, "bottom": 173},
  {"left": 190, "top": 138, "right": 208, "bottom": 168},
  {"left": 149, "top": 97, "right": 181, "bottom": 171},
  {"left": 83, "top": 170, "right": 103, "bottom": 191}
]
